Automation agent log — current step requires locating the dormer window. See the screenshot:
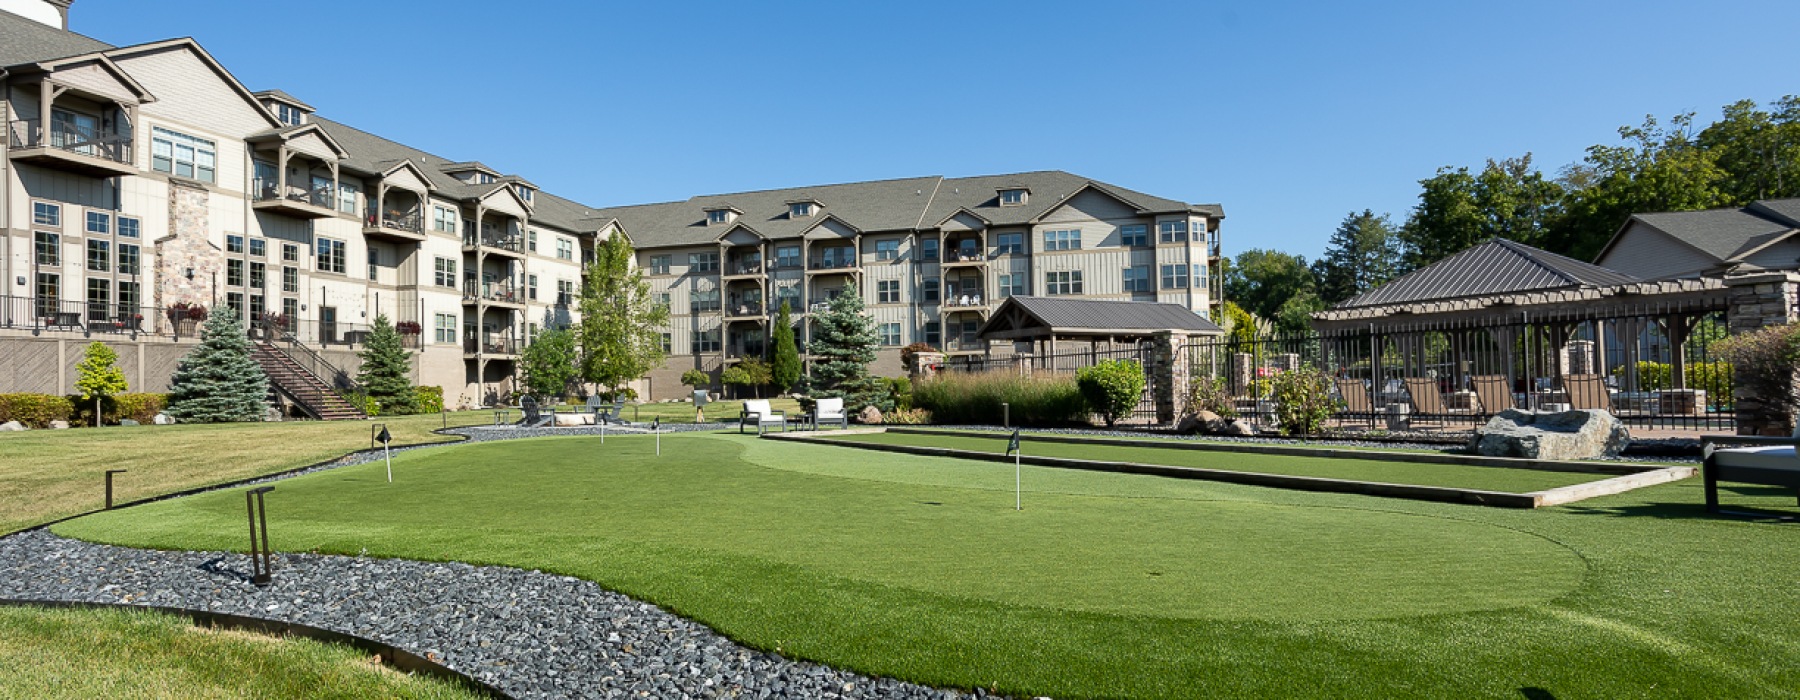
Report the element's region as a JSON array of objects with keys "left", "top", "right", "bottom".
[
  {"left": 475, "top": 172, "right": 495, "bottom": 185},
  {"left": 788, "top": 199, "right": 820, "bottom": 218},
  {"left": 515, "top": 185, "right": 533, "bottom": 202},
  {"left": 276, "top": 104, "right": 304, "bottom": 126},
  {"left": 704, "top": 206, "right": 741, "bottom": 225},
  {"left": 999, "top": 188, "right": 1028, "bottom": 206}
]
